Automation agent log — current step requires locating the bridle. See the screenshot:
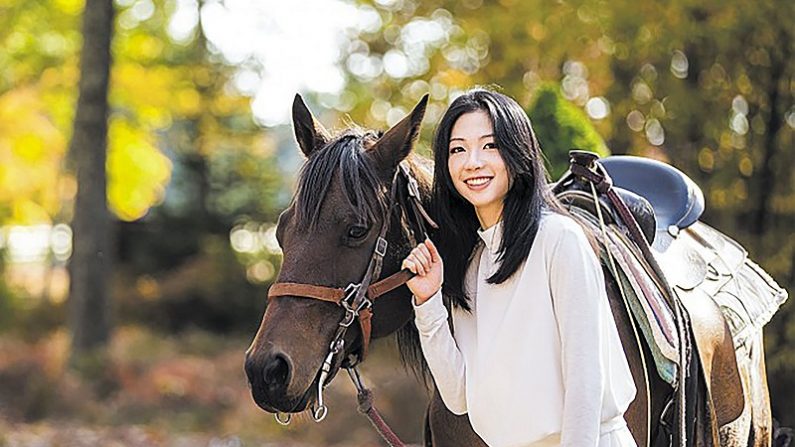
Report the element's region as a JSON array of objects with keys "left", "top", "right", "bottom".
[{"left": 266, "top": 160, "right": 437, "bottom": 427}]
